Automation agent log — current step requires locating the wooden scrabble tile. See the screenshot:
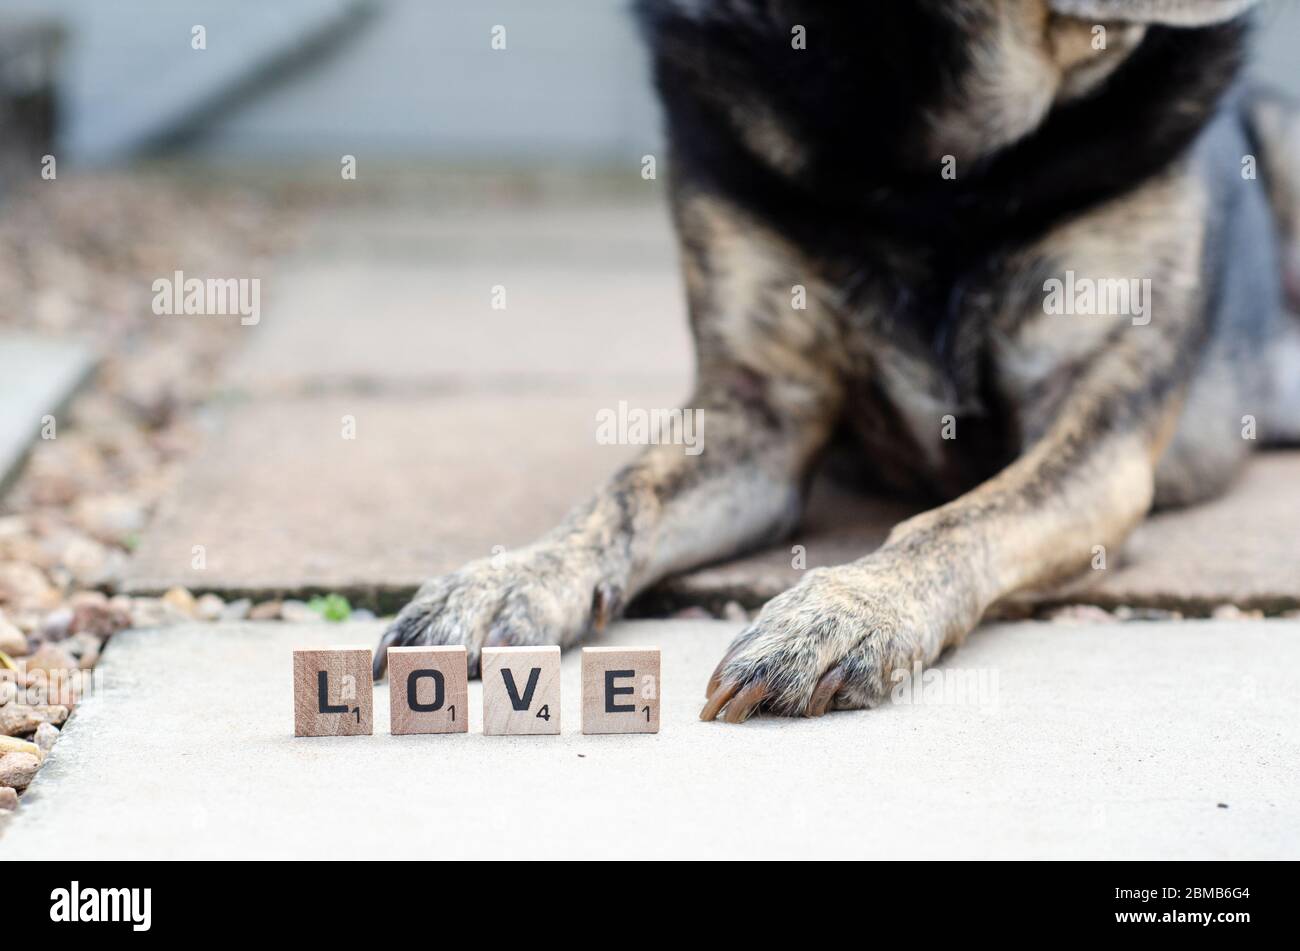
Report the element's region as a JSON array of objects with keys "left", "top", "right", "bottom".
[
  {"left": 581, "top": 647, "right": 660, "bottom": 735},
  {"left": 481, "top": 646, "right": 561, "bottom": 735},
  {"left": 292, "top": 648, "right": 373, "bottom": 737},
  {"left": 387, "top": 646, "right": 468, "bottom": 735}
]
